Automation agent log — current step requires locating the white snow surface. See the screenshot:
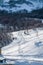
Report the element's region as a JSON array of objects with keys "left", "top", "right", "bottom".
[{"left": 2, "top": 28, "right": 43, "bottom": 62}]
